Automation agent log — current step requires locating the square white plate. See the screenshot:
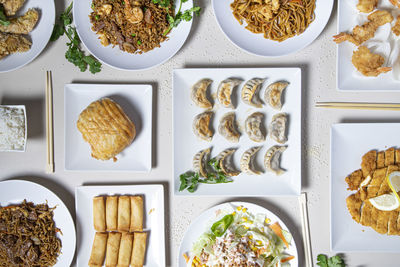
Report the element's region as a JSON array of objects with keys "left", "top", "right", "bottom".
[
  {"left": 64, "top": 84, "right": 152, "bottom": 171},
  {"left": 75, "top": 185, "right": 165, "bottom": 267},
  {"left": 331, "top": 123, "right": 400, "bottom": 252},
  {"left": 337, "top": 0, "right": 400, "bottom": 91},
  {"left": 173, "top": 68, "right": 302, "bottom": 196}
]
